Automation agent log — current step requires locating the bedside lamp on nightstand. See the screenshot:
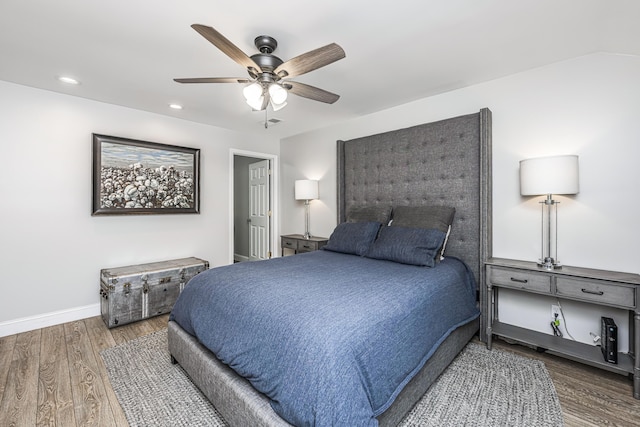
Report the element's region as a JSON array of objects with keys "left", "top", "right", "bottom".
[
  {"left": 295, "top": 179, "right": 319, "bottom": 239},
  {"left": 520, "top": 155, "right": 579, "bottom": 270}
]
